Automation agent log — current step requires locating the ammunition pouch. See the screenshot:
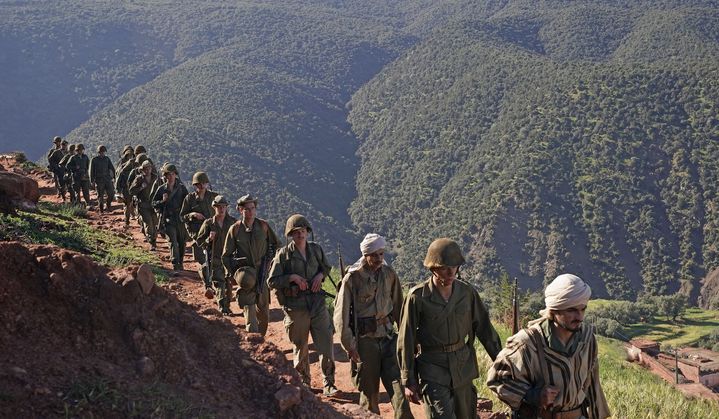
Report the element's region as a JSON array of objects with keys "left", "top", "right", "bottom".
[{"left": 356, "top": 316, "right": 378, "bottom": 335}]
